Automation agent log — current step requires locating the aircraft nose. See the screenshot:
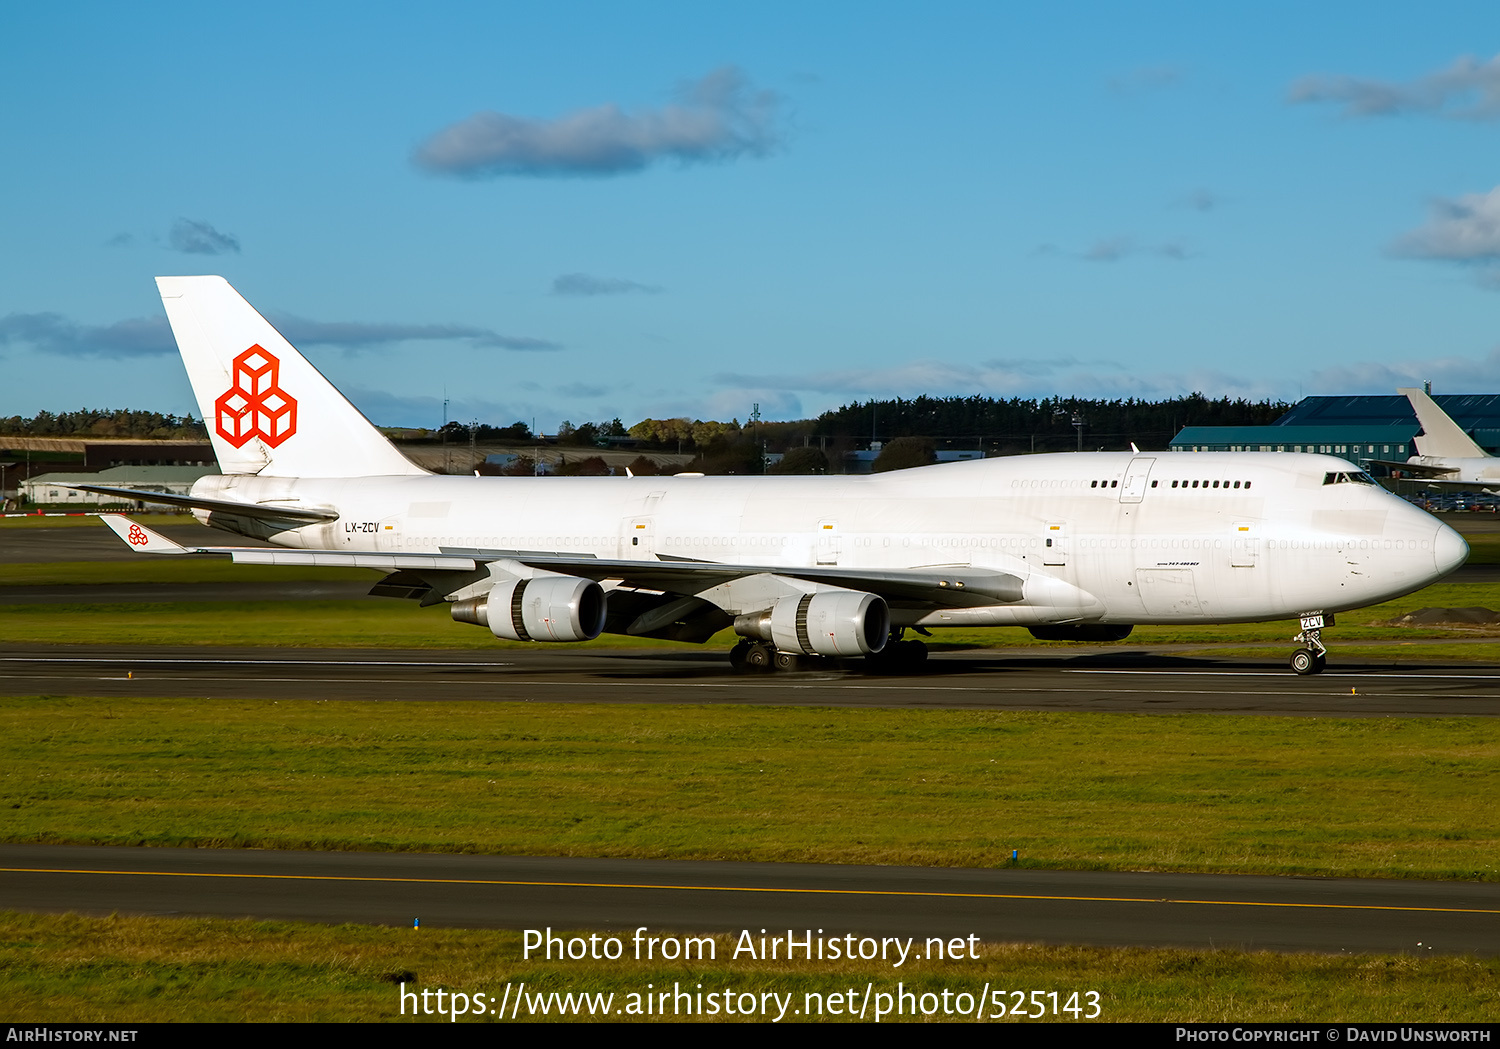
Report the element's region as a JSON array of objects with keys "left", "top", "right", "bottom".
[{"left": 1433, "top": 523, "right": 1468, "bottom": 578}]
